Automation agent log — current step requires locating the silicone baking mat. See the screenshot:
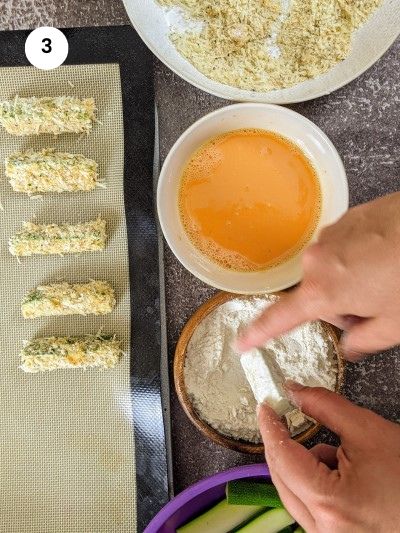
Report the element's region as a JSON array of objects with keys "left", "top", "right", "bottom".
[{"left": 0, "top": 27, "right": 169, "bottom": 532}]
